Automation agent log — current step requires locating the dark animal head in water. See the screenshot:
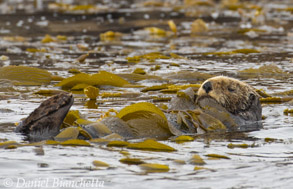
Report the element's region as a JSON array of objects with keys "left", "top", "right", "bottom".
[
  {"left": 15, "top": 93, "right": 74, "bottom": 141},
  {"left": 196, "top": 76, "right": 262, "bottom": 121}
]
